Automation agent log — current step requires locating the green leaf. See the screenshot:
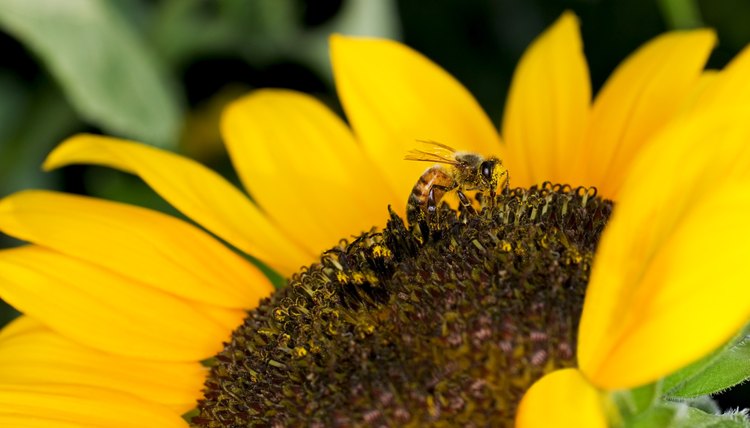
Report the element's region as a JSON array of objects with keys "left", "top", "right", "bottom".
[
  {"left": 664, "top": 329, "right": 750, "bottom": 398},
  {"left": 627, "top": 404, "right": 675, "bottom": 428},
  {"left": 631, "top": 382, "right": 662, "bottom": 413},
  {"left": 0, "top": 79, "right": 80, "bottom": 196},
  {"left": 671, "top": 406, "right": 750, "bottom": 428},
  {"left": 0, "top": 0, "right": 182, "bottom": 147},
  {"left": 683, "top": 396, "right": 722, "bottom": 415},
  {"left": 658, "top": 0, "right": 704, "bottom": 29},
  {"left": 627, "top": 403, "right": 750, "bottom": 428},
  {"left": 613, "top": 382, "right": 663, "bottom": 420},
  {"left": 0, "top": 72, "right": 29, "bottom": 144}
]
